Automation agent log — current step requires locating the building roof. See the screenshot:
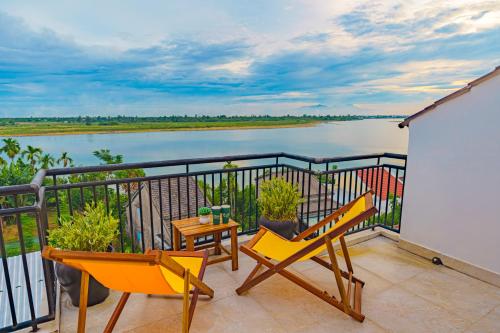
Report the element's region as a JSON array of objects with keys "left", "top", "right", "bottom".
[
  {"left": 357, "top": 168, "right": 403, "bottom": 201},
  {"left": 0, "top": 251, "right": 46, "bottom": 329},
  {"left": 399, "top": 66, "right": 500, "bottom": 128},
  {"left": 150, "top": 177, "right": 211, "bottom": 221}
]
